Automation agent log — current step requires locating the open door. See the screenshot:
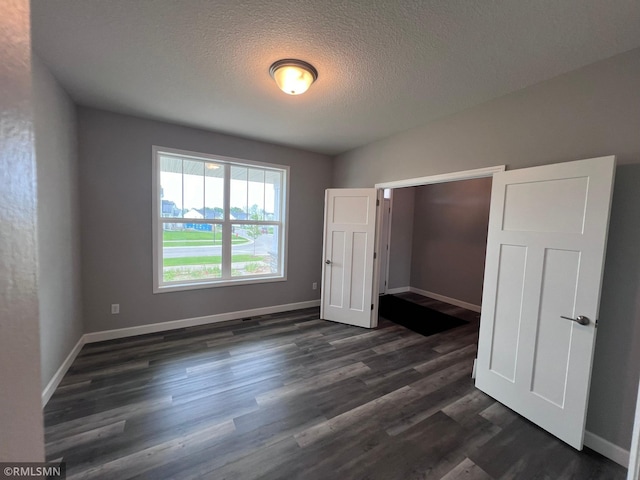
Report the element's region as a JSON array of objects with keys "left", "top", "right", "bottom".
[
  {"left": 476, "top": 156, "right": 616, "bottom": 449},
  {"left": 321, "top": 188, "right": 380, "bottom": 328}
]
